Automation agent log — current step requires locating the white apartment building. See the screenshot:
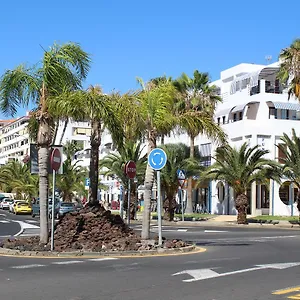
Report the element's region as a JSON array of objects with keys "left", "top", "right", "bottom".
[{"left": 201, "top": 61, "right": 300, "bottom": 217}]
